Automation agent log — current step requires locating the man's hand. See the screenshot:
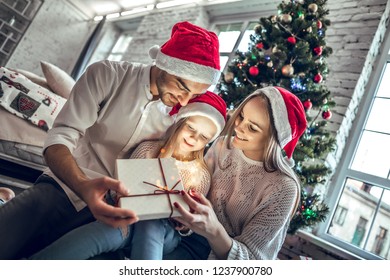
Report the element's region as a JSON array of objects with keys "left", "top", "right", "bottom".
[{"left": 79, "top": 176, "right": 139, "bottom": 228}]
